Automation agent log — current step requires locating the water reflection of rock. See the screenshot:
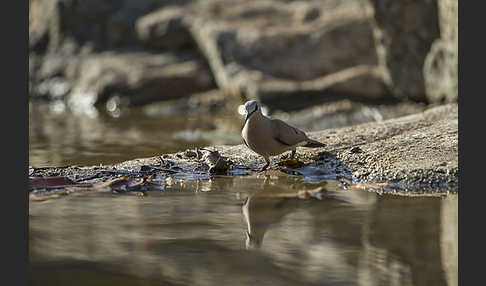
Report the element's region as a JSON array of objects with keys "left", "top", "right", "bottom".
[
  {"left": 241, "top": 178, "right": 457, "bottom": 286},
  {"left": 356, "top": 196, "right": 452, "bottom": 286},
  {"left": 440, "top": 197, "right": 458, "bottom": 286}
]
